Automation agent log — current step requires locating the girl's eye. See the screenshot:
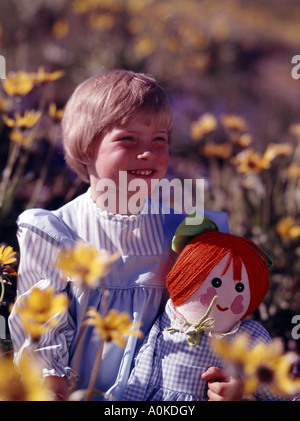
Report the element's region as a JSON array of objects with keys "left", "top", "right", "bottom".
[
  {"left": 153, "top": 136, "right": 168, "bottom": 142},
  {"left": 120, "top": 137, "right": 134, "bottom": 141},
  {"left": 235, "top": 282, "right": 244, "bottom": 293},
  {"left": 117, "top": 137, "right": 135, "bottom": 144},
  {"left": 211, "top": 277, "right": 222, "bottom": 288}
]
